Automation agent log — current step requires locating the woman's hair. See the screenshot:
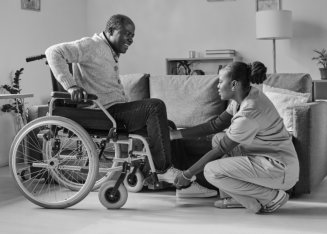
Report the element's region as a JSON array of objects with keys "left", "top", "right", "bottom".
[
  {"left": 223, "top": 61, "right": 267, "bottom": 89},
  {"left": 105, "top": 14, "right": 134, "bottom": 33}
]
